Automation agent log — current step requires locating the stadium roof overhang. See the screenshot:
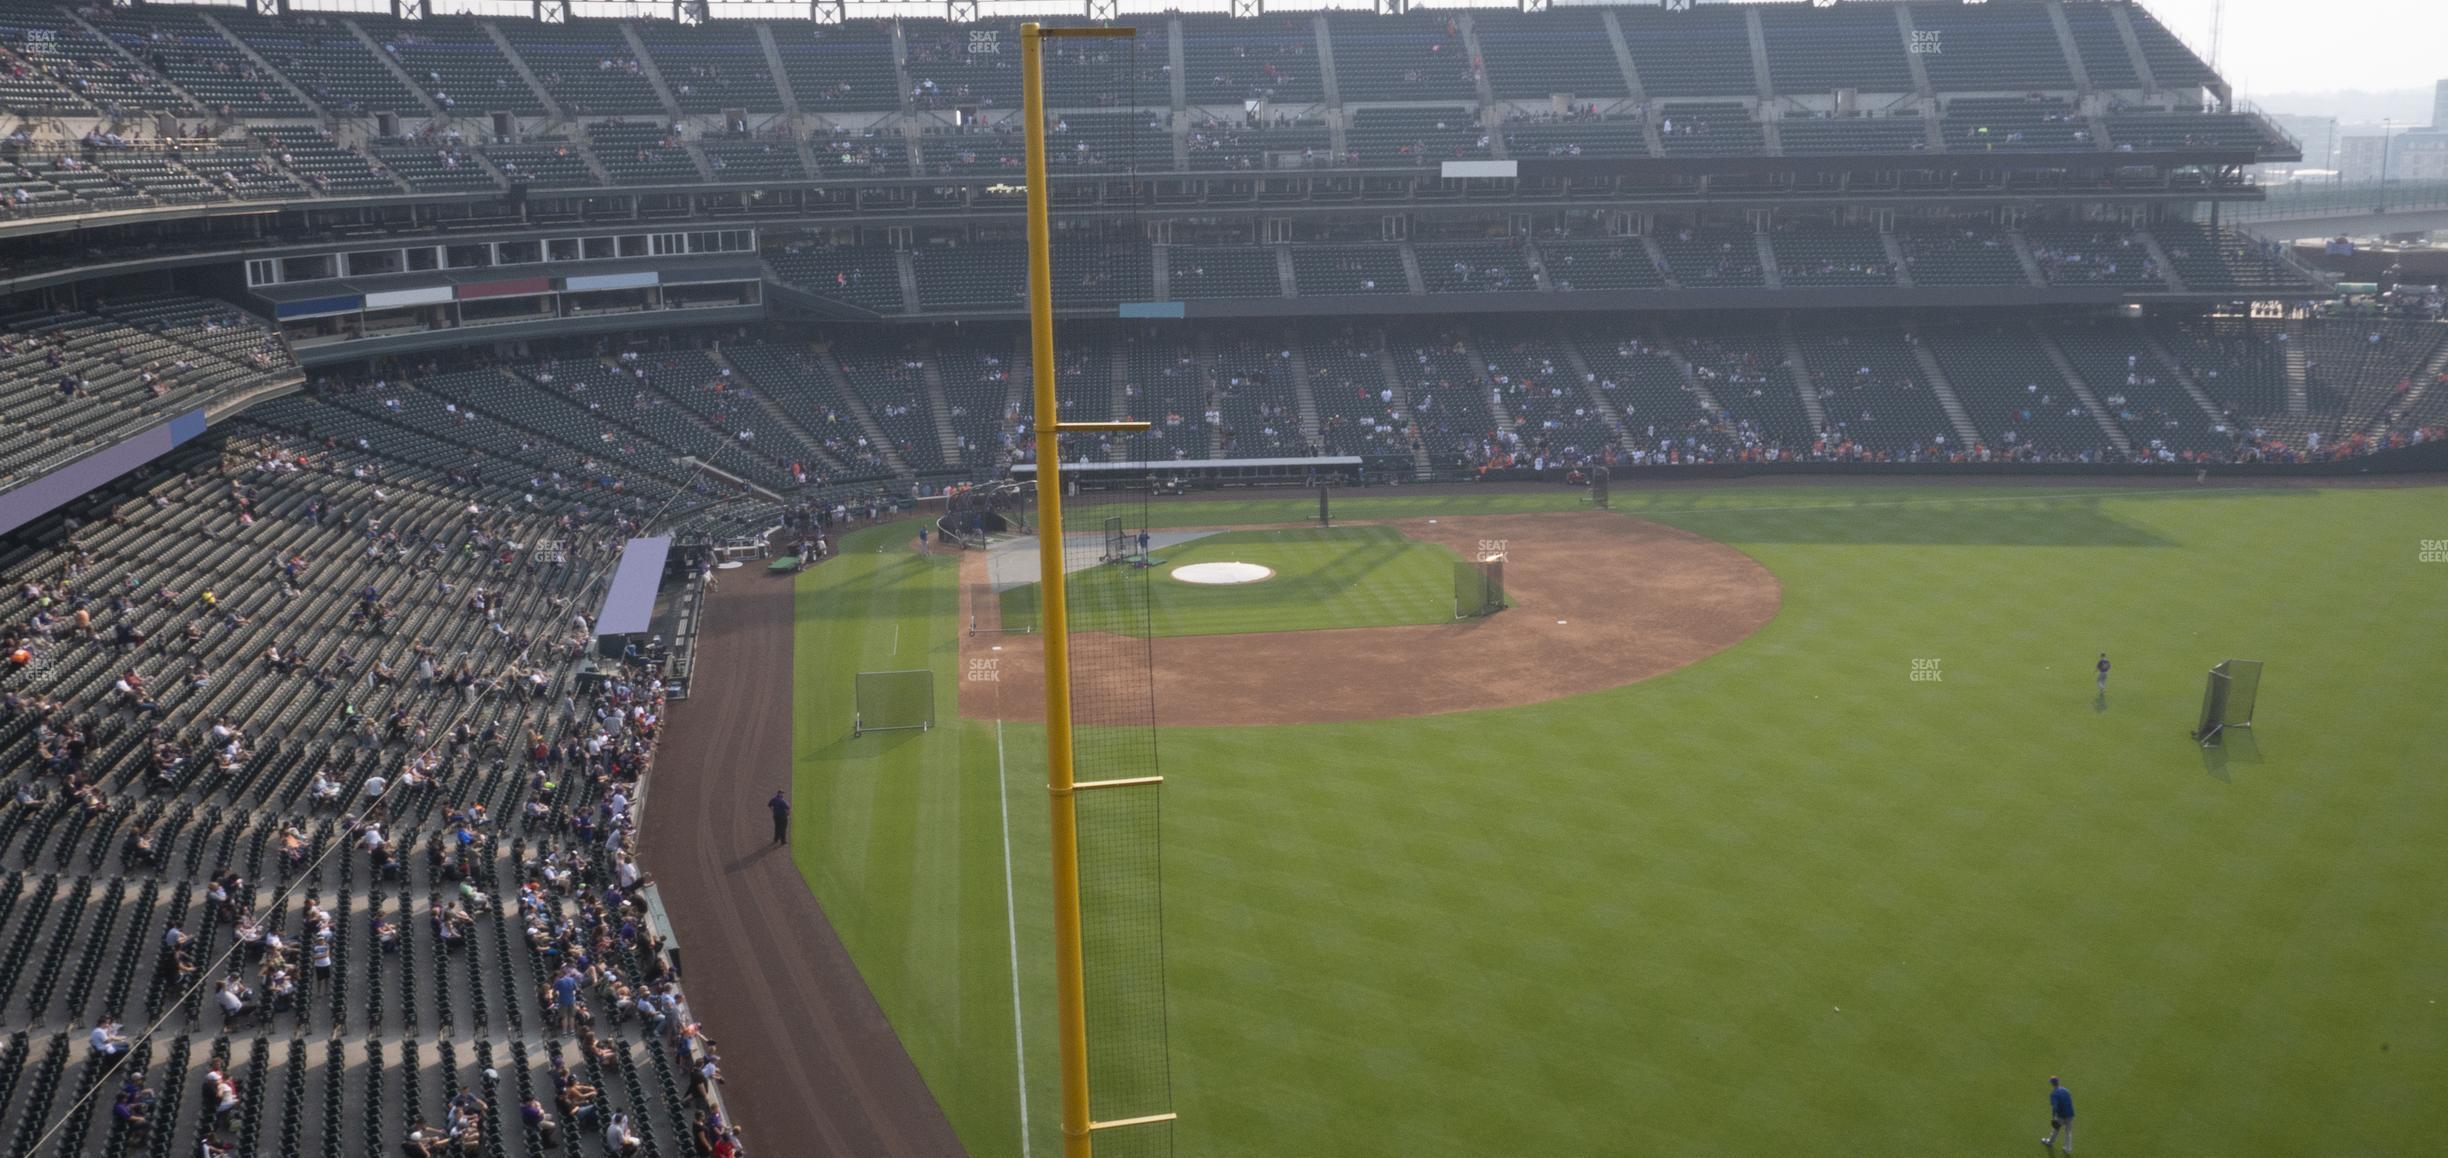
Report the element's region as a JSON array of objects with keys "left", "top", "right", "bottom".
[
  {"left": 848, "top": 286, "right": 2278, "bottom": 327},
  {"left": 1499, "top": 145, "right": 2271, "bottom": 182},
  {"left": 284, "top": 302, "right": 769, "bottom": 367},
  {"left": 246, "top": 256, "right": 764, "bottom": 308}
]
